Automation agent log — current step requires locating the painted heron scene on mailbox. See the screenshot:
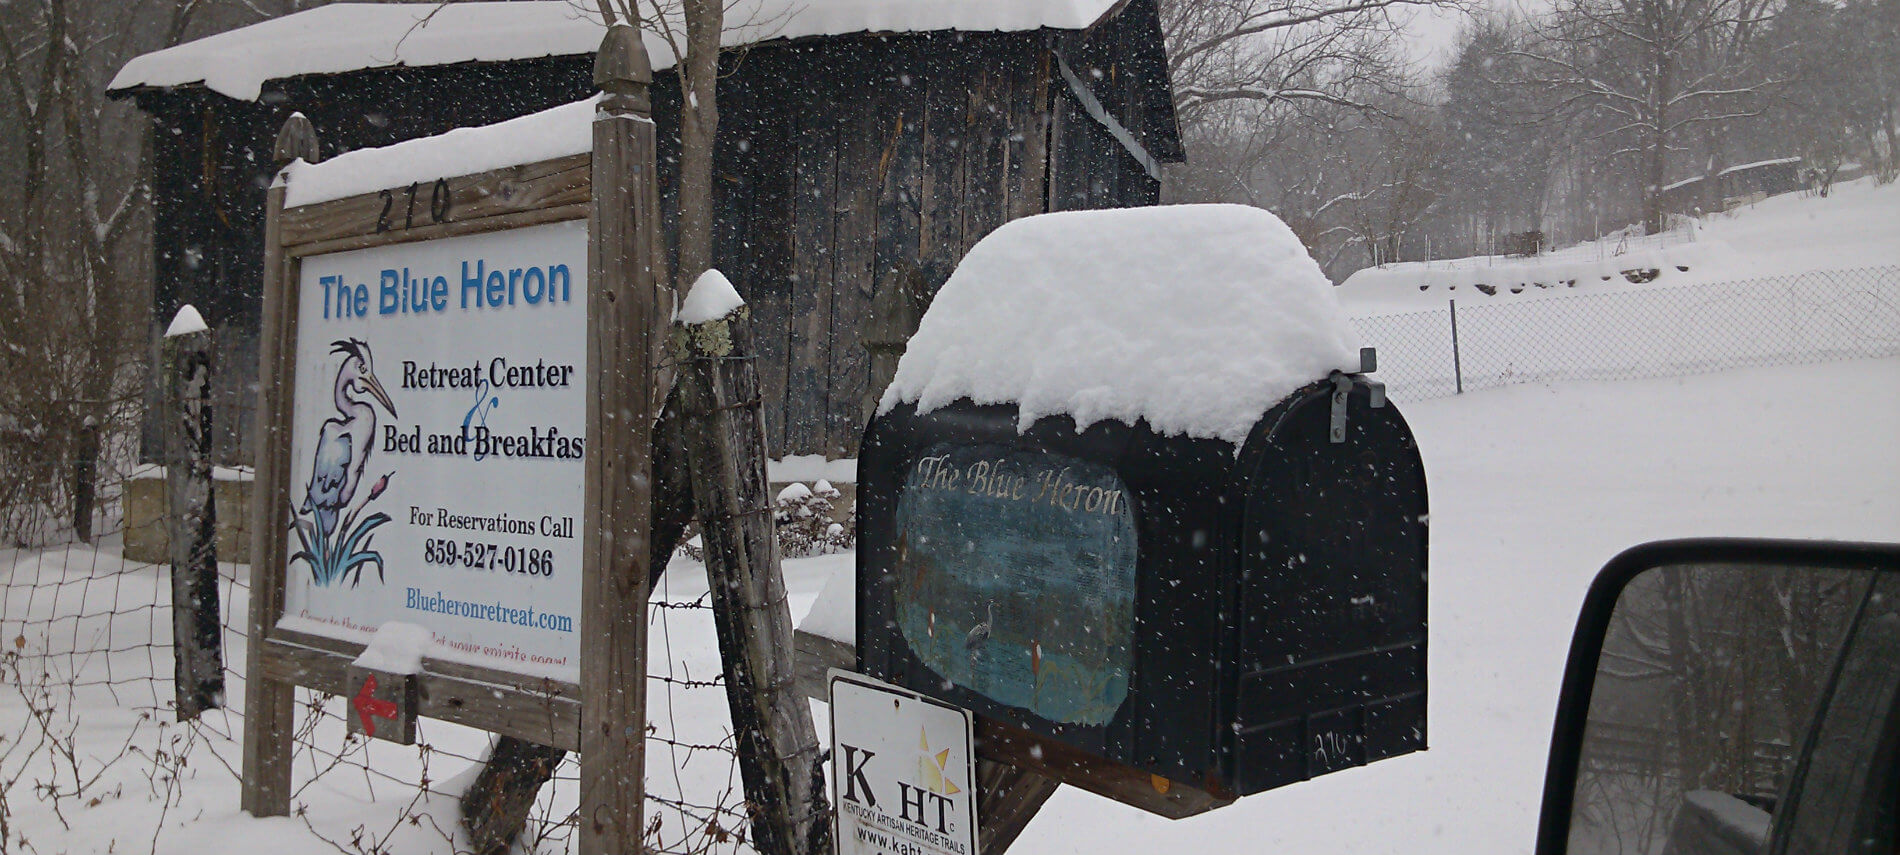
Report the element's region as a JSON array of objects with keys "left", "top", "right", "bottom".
[
  {"left": 293, "top": 338, "right": 398, "bottom": 588},
  {"left": 2, "top": 1, "right": 1898, "bottom": 855}
]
